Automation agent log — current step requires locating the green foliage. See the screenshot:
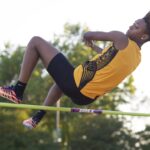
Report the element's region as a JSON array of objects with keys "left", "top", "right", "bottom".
[
  {"left": 0, "top": 46, "right": 24, "bottom": 84},
  {"left": 52, "top": 23, "right": 97, "bottom": 67},
  {"left": 0, "top": 23, "right": 147, "bottom": 149},
  {"left": 69, "top": 116, "right": 139, "bottom": 150},
  {"left": 0, "top": 109, "right": 61, "bottom": 150},
  {"left": 136, "top": 125, "right": 150, "bottom": 150}
]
